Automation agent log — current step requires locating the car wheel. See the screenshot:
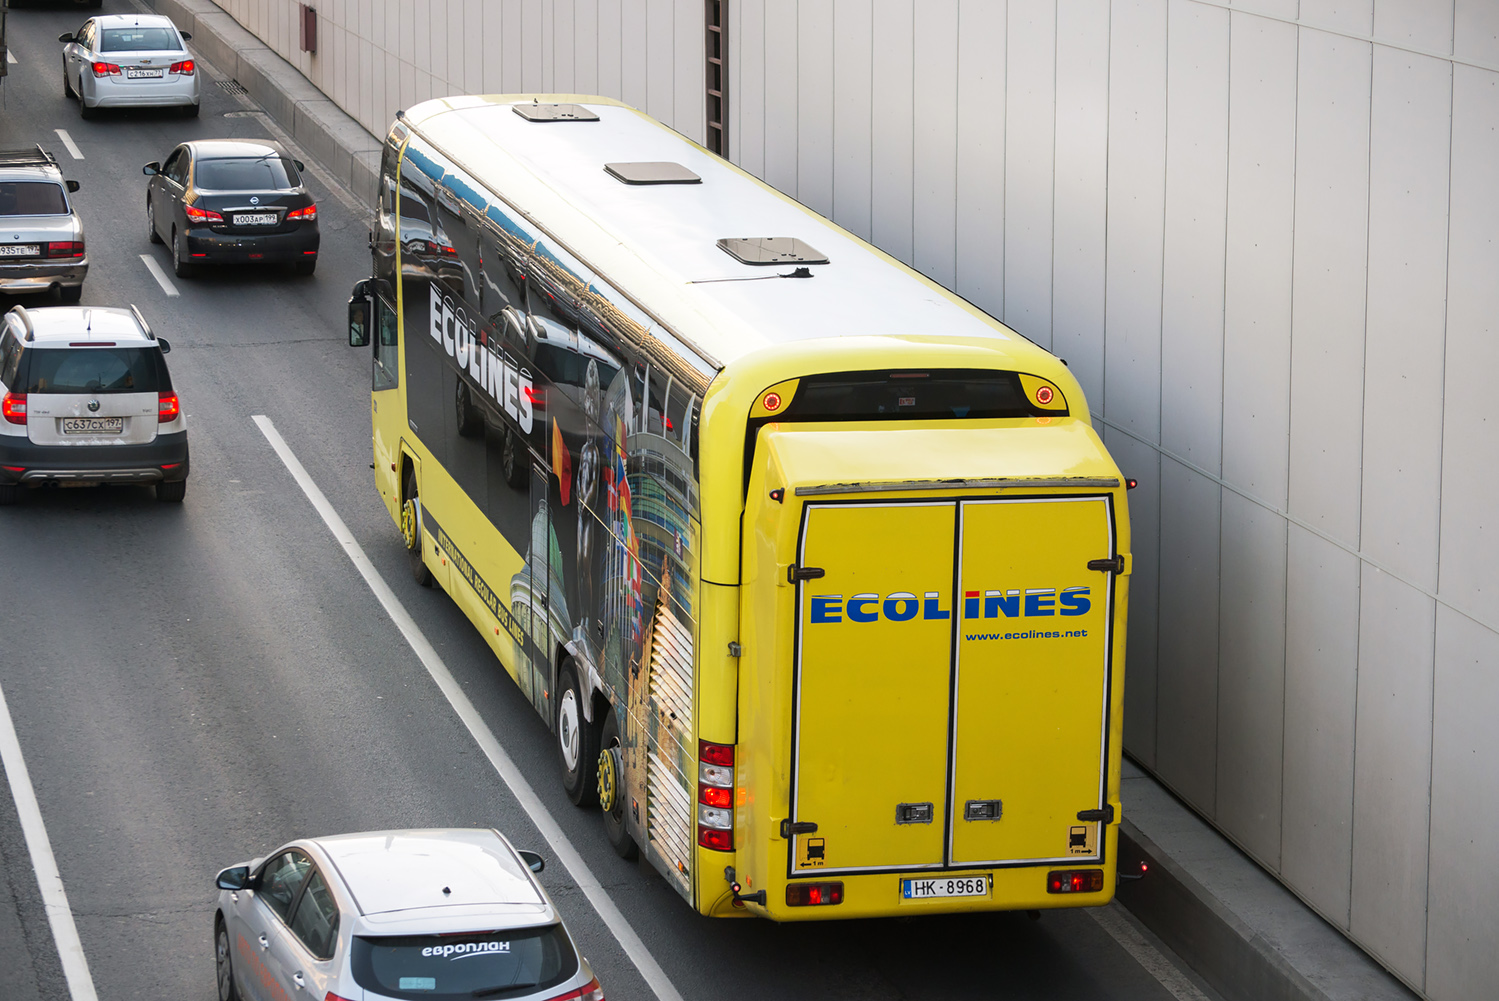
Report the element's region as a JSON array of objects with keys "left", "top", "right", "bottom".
[
  {"left": 501, "top": 427, "right": 527, "bottom": 489},
  {"left": 172, "top": 227, "right": 195, "bottom": 279},
  {"left": 79, "top": 93, "right": 96, "bottom": 119},
  {"left": 598, "top": 709, "right": 639, "bottom": 859},
  {"left": 0, "top": 484, "right": 19, "bottom": 507},
  {"left": 147, "top": 198, "right": 162, "bottom": 244},
  {"left": 456, "top": 381, "right": 482, "bottom": 438},
  {"left": 182, "top": 102, "right": 200, "bottom": 119},
  {"left": 557, "top": 660, "right": 600, "bottom": 807},
  {"left": 56, "top": 284, "right": 83, "bottom": 304},
  {"left": 156, "top": 479, "right": 186, "bottom": 502},
  {"left": 401, "top": 467, "right": 433, "bottom": 588},
  {"left": 215, "top": 919, "right": 239, "bottom": 1001},
  {"left": 63, "top": 67, "right": 75, "bottom": 99},
  {"left": 292, "top": 258, "right": 316, "bottom": 277}
]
